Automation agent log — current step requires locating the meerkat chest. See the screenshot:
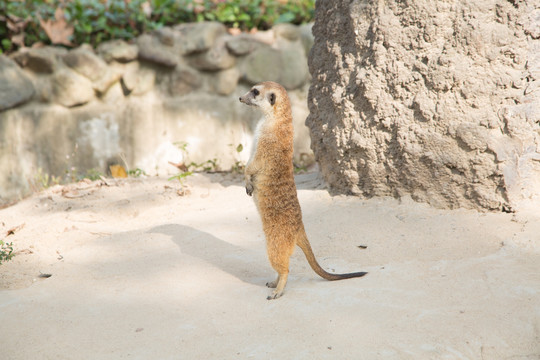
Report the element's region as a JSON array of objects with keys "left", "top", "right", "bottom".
[{"left": 248, "top": 117, "right": 266, "bottom": 162}]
